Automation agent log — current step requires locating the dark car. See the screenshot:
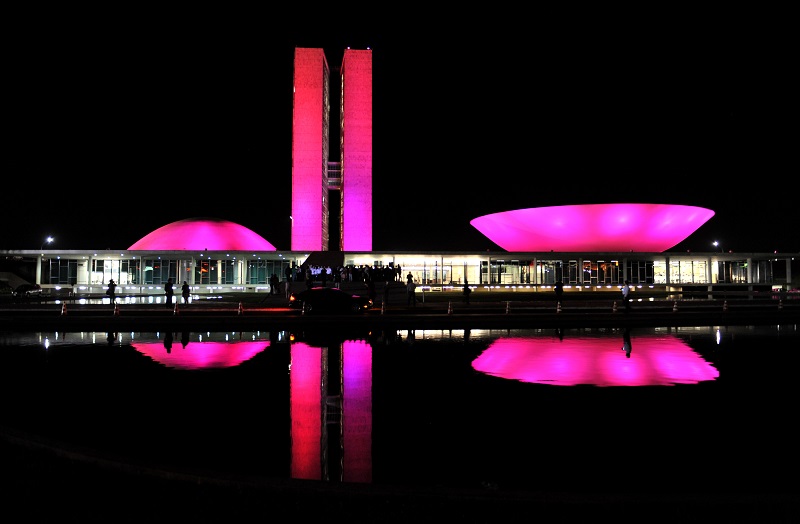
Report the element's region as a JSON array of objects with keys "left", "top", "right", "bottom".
[
  {"left": 13, "top": 283, "right": 43, "bottom": 298},
  {"left": 289, "top": 286, "right": 373, "bottom": 313}
]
